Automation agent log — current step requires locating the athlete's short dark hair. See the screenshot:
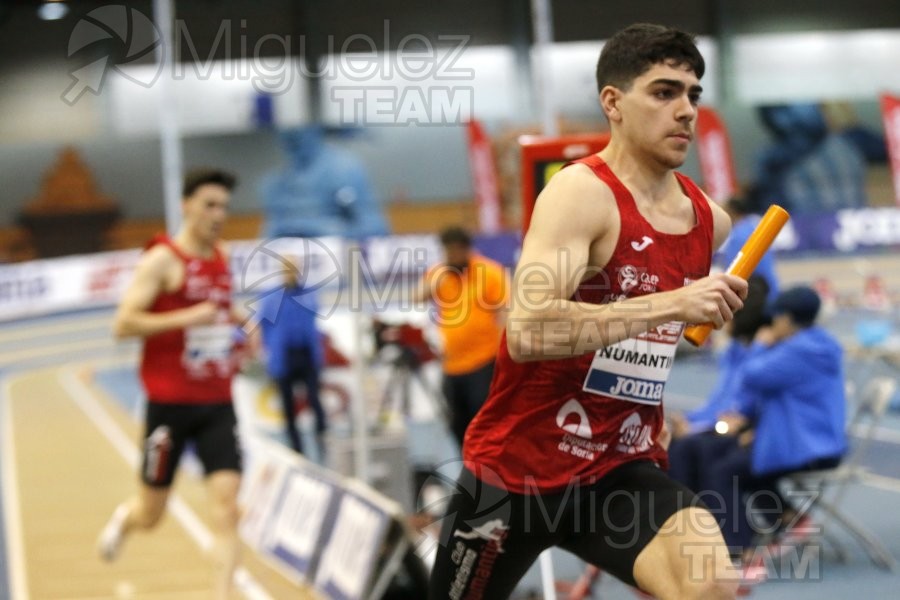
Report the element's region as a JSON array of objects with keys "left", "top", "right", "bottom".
[
  {"left": 596, "top": 23, "right": 705, "bottom": 94},
  {"left": 182, "top": 168, "right": 237, "bottom": 198}
]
